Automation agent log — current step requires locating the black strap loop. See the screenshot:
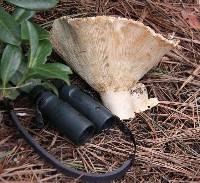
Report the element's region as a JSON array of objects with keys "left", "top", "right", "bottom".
[{"left": 9, "top": 110, "right": 136, "bottom": 182}]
